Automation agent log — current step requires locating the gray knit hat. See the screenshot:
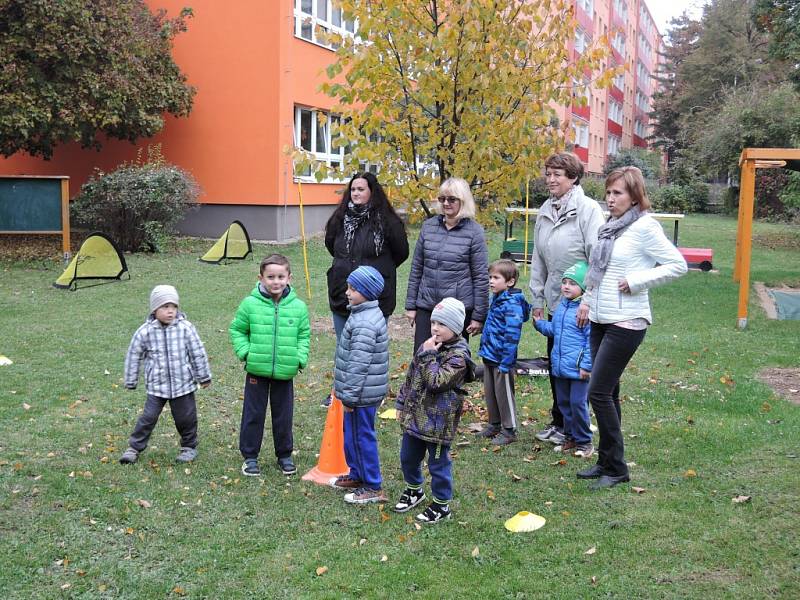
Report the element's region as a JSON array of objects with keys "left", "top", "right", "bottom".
[
  {"left": 430, "top": 297, "right": 466, "bottom": 336},
  {"left": 150, "top": 285, "right": 180, "bottom": 312},
  {"left": 347, "top": 266, "right": 384, "bottom": 301}
]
